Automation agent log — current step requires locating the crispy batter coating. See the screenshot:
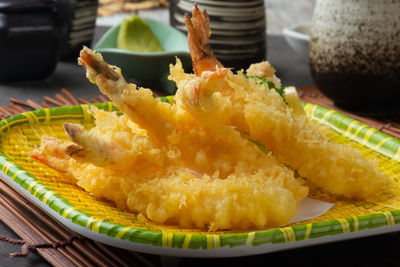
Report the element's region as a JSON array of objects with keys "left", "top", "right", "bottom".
[
  {"left": 170, "top": 60, "right": 390, "bottom": 199},
  {"left": 33, "top": 46, "right": 310, "bottom": 230},
  {"left": 246, "top": 61, "right": 281, "bottom": 88},
  {"left": 33, "top": 105, "right": 307, "bottom": 230}
]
